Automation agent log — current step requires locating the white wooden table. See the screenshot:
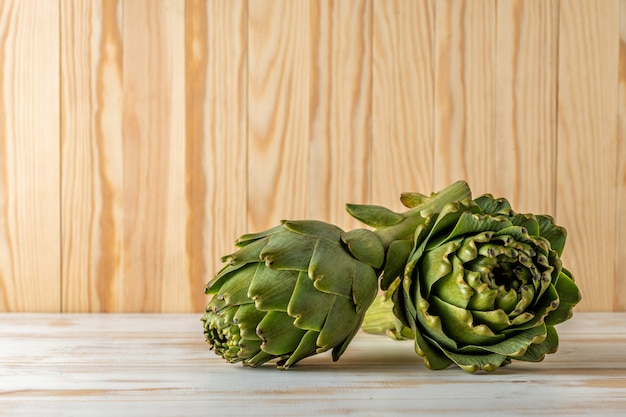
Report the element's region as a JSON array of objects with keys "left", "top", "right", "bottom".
[{"left": 1, "top": 313, "right": 625, "bottom": 417}]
